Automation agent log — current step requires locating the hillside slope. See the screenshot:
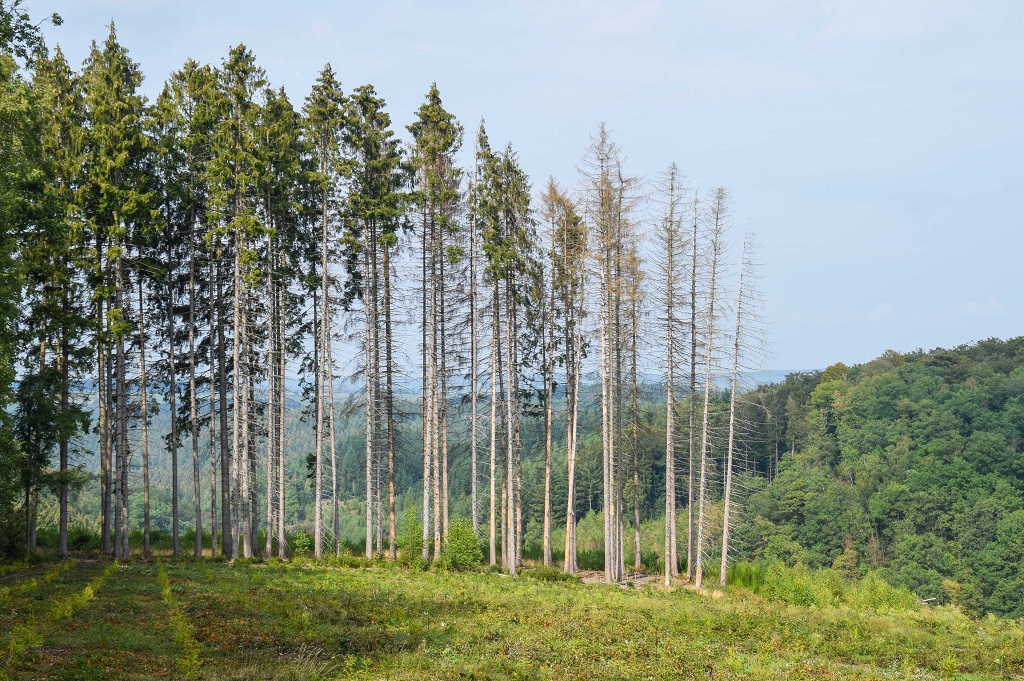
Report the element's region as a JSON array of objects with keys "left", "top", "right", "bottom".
[{"left": 738, "top": 338, "right": 1024, "bottom": 617}]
